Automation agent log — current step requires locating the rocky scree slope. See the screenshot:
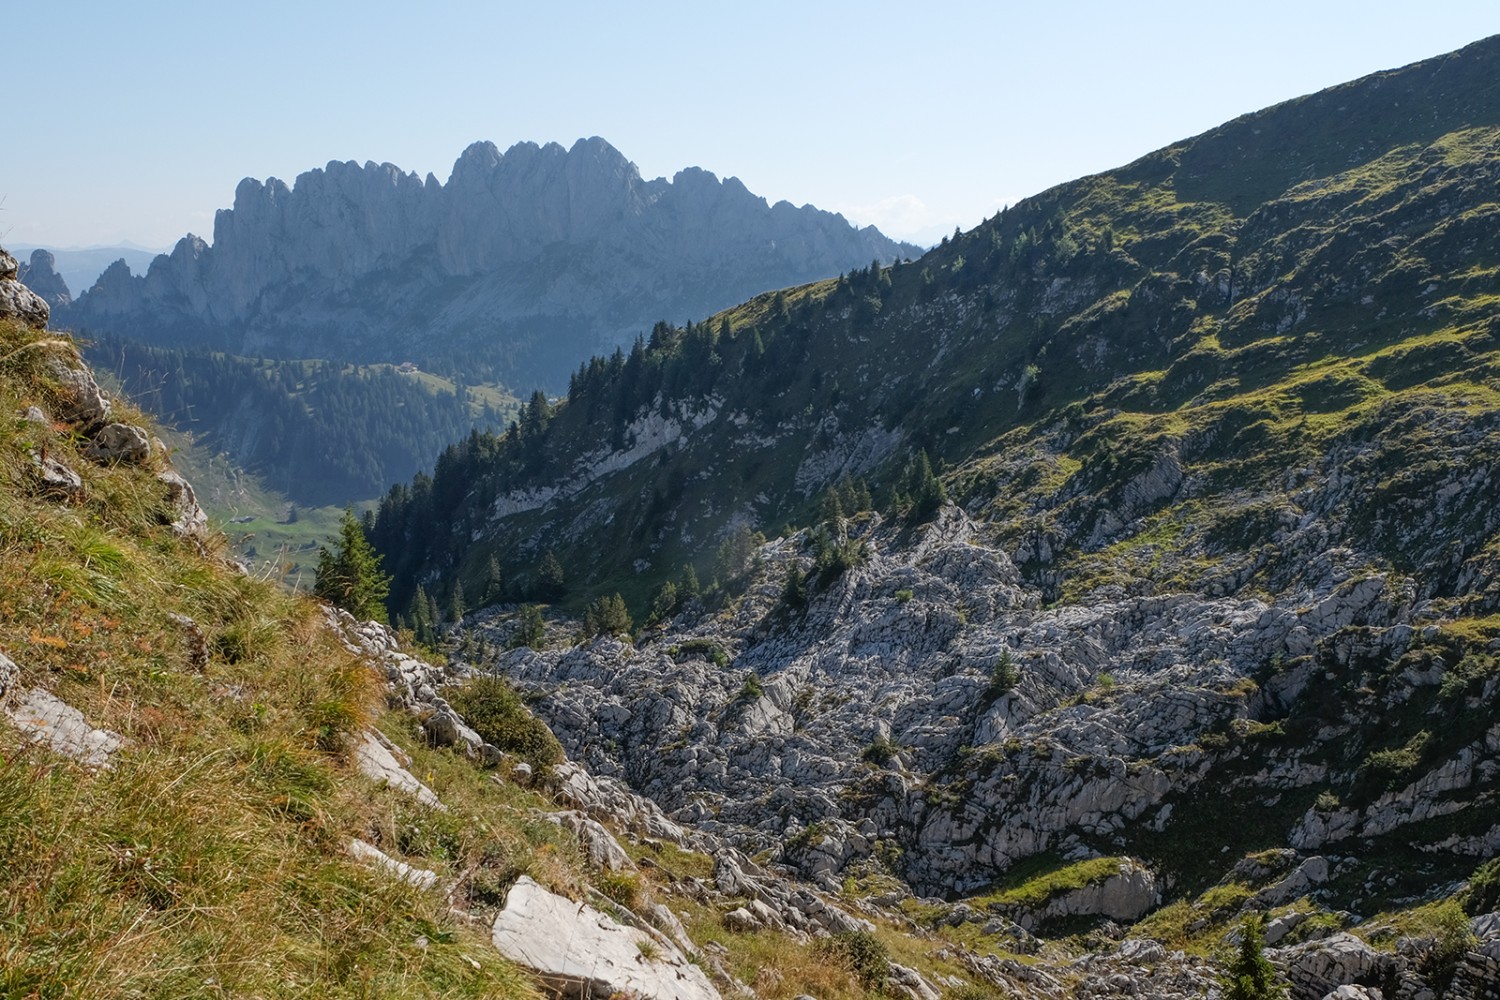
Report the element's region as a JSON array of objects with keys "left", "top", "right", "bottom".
[{"left": 62, "top": 137, "right": 918, "bottom": 390}]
